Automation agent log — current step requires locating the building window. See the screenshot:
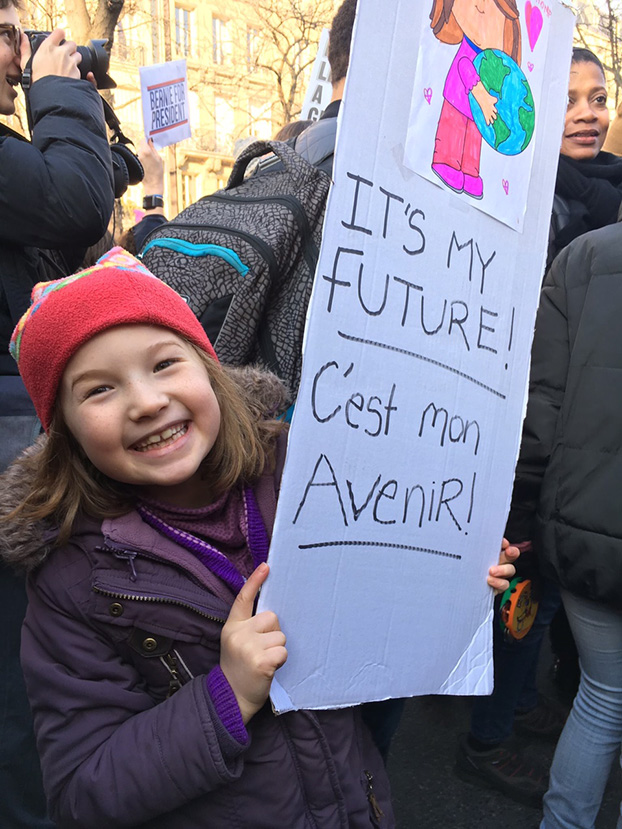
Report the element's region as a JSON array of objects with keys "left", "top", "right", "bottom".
[
  {"left": 248, "top": 100, "right": 272, "bottom": 139},
  {"left": 150, "top": 0, "right": 160, "bottom": 63},
  {"left": 115, "top": 21, "right": 129, "bottom": 61},
  {"left": 111, "top": 88, "right": 143, "bottom": 135},
  {"left": 175, "top": 5, "right": 191, "bottom": 56},
  {"left": 181, "top": 172, "right": 196, "bottom": 209},
  {"left": 115, "top": 16, "right": 147, "bottom": 64},
  {"left": 214, "top": 95, "right": 235, "bottom": 153},
  {"left": 247, "top": 27, "right": 260, "bottom": 71},
  {"left": 213, "top": 17, "right": 232, "bottom": 65}
]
